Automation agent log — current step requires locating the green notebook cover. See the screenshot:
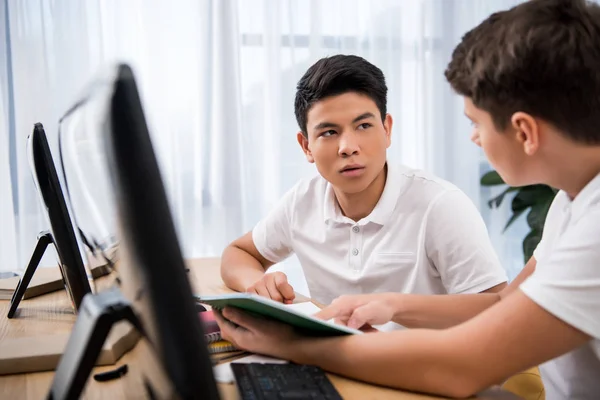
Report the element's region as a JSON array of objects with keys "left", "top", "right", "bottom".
[{"left": 195, "top": 293, "right": 362, "bottom": 337}]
